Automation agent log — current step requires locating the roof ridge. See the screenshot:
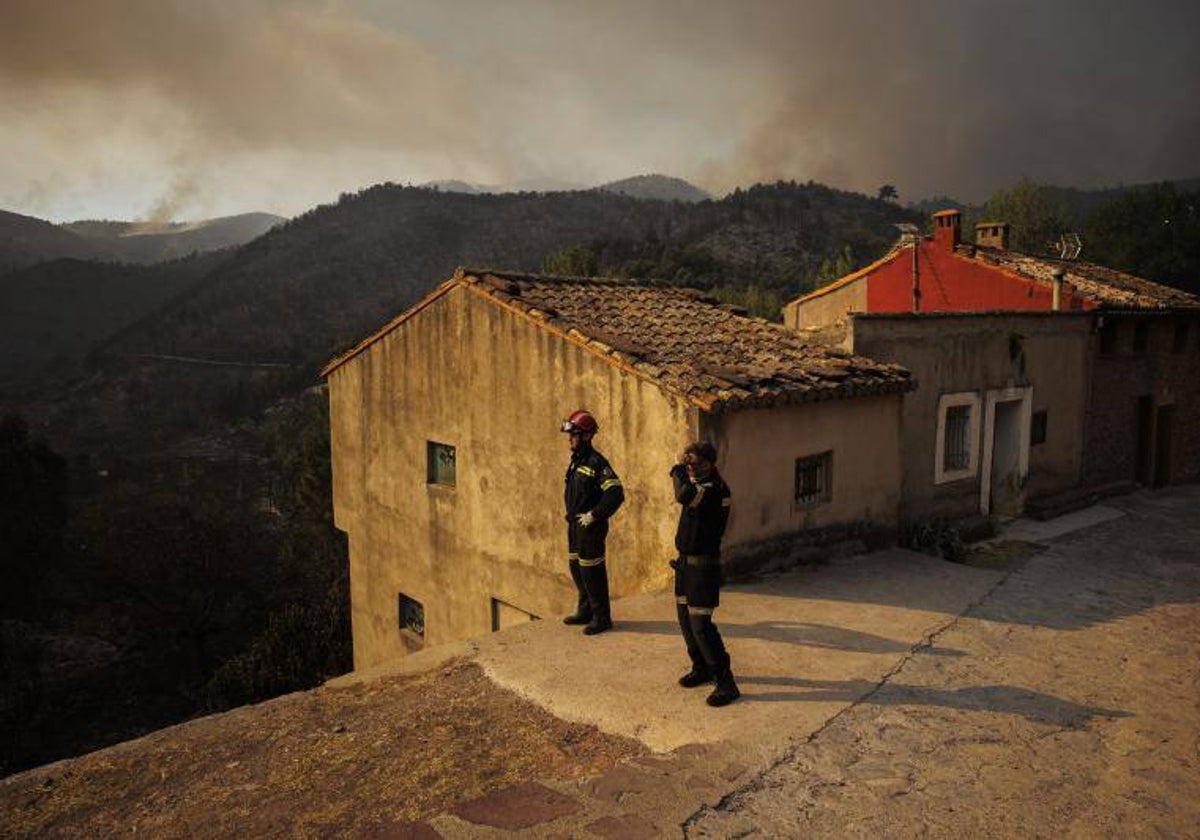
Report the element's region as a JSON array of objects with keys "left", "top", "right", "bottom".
[{"left": 326, "top": 268, "right": 915, "bottom": 409}]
